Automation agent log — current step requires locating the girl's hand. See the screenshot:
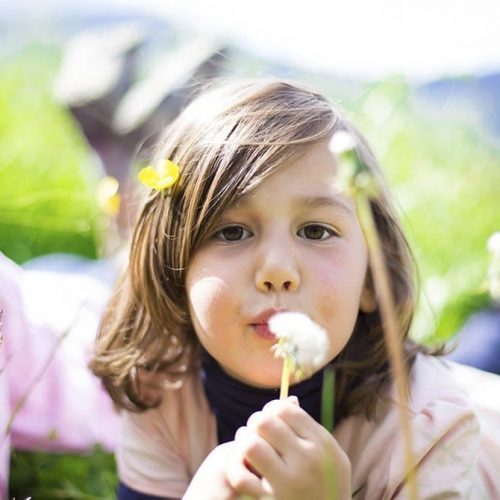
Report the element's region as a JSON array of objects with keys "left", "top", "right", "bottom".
[
  {"left": 228, "top": 397, "right": 352, "bottom": 500},
  {"left": 183, "top": 441, "right": 268, "bottom": 500}
]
